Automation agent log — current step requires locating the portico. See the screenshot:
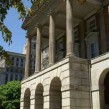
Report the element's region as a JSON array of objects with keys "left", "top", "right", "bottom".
[
  {"left": 24, "top": 0, "right": 101, "bottom": 77},
  {"left": 21, "top": 0, "right": 109, "bottom": 109}
]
